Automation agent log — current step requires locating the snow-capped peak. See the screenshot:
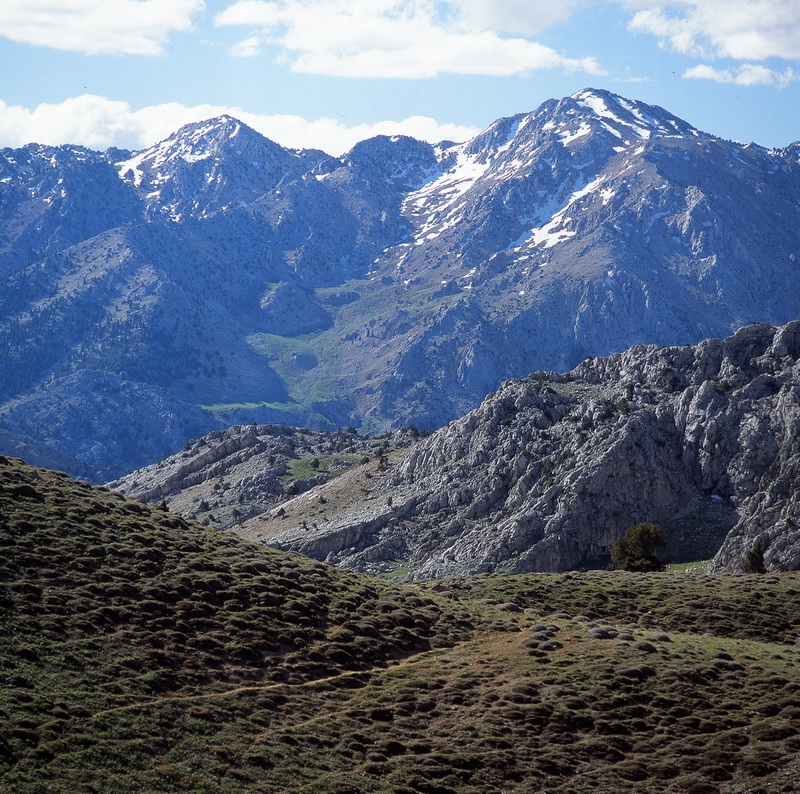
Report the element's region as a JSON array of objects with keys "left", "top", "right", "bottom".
[
  {"left": 121, "top": 115, "right": 262, "bottom": 172},
  {"left": 115, "top": 115, "right": 298, "bottom": 203},
  {"left": 568, "top": 87, "right": 706, "bottom": 141}
]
